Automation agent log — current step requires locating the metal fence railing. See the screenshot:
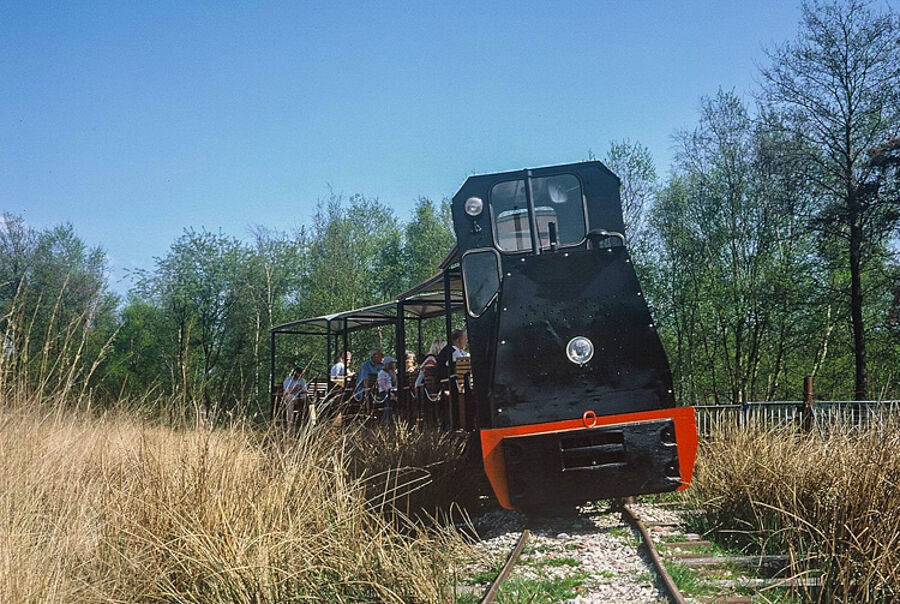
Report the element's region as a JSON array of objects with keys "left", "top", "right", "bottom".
[{"left": 694, "top": 400, "right": 900, "bottom": 437}]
